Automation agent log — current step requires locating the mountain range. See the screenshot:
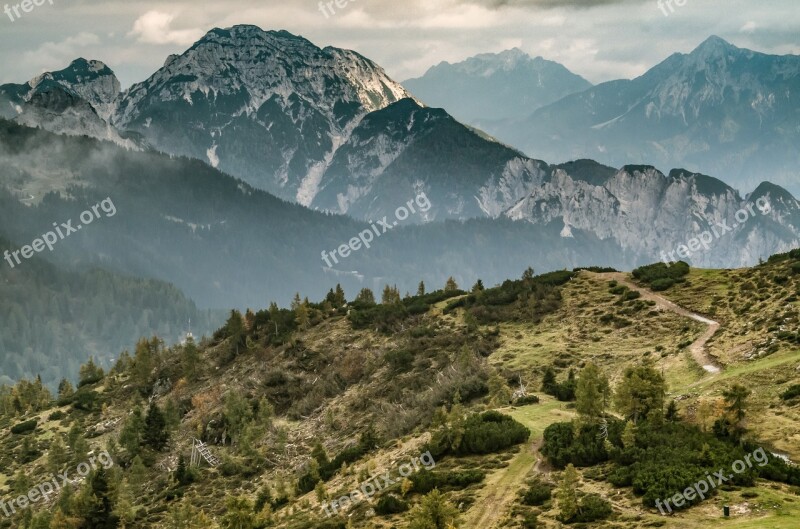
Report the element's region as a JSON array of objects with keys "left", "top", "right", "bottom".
[
  {"left": 1, "top": 26, "right": 800, "bottom": 386},
  {"left": 485, "top": 36, "right": 800, "bottom": 196}
]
